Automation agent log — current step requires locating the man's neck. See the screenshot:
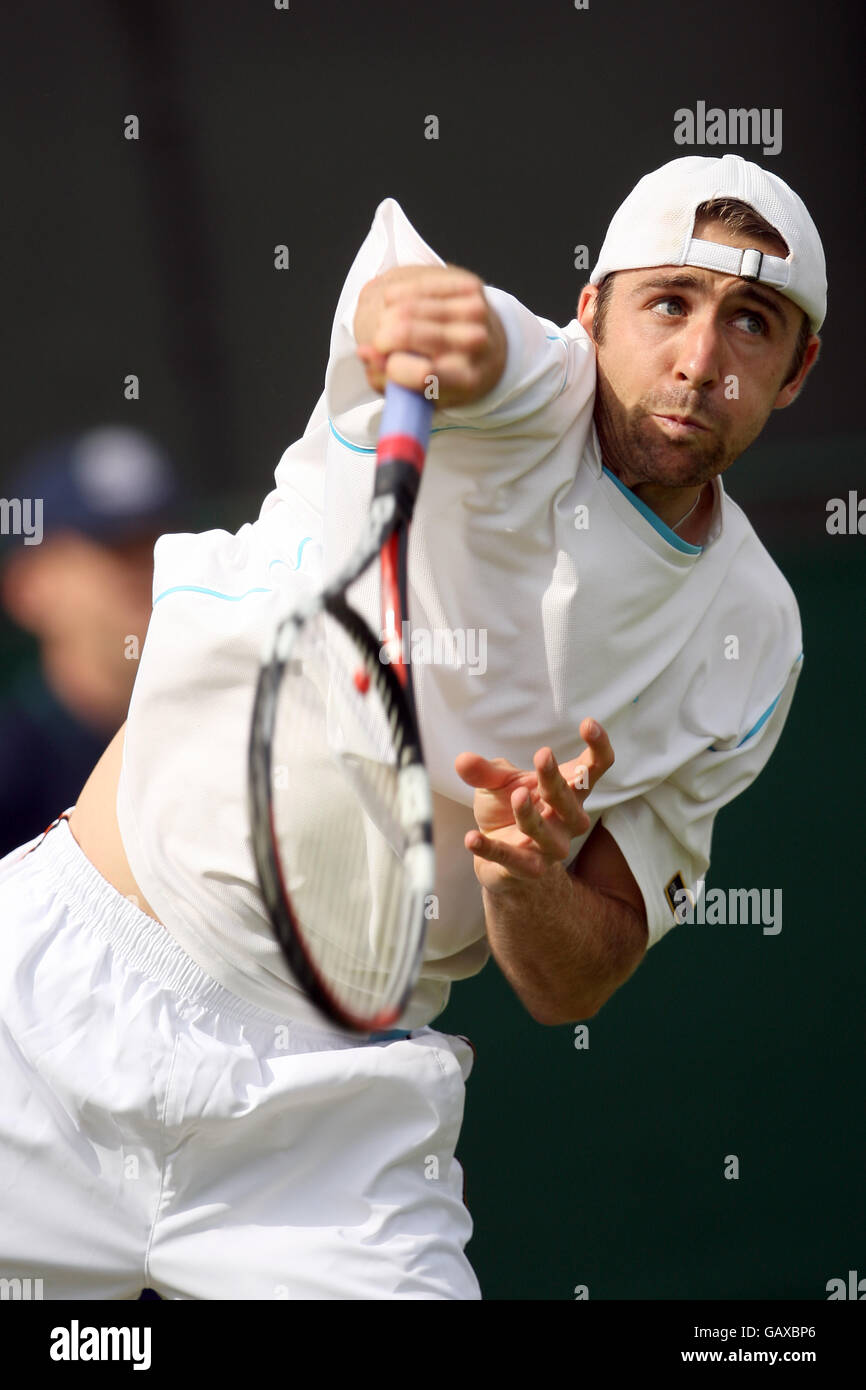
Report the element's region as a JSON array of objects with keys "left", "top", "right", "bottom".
[
  {"left": 592, "top": 420, "right": 712, "bottom": 545},
  {"left": 632, "top": 478, "right": 709, "bottom": 540}
]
